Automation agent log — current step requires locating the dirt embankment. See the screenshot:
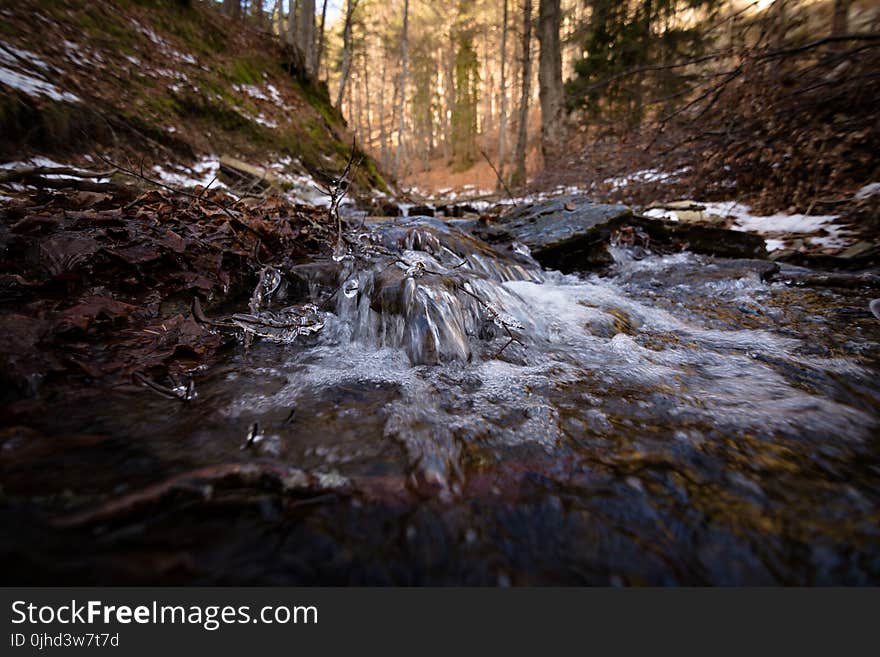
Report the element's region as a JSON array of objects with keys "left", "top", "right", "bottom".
[{"left": 0, "top": 0, "right": 386, "bottom": 192}]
